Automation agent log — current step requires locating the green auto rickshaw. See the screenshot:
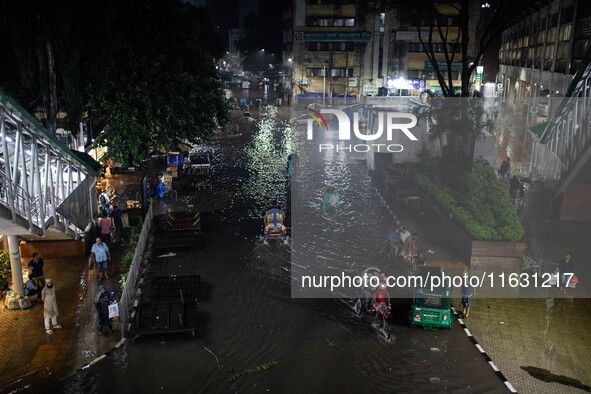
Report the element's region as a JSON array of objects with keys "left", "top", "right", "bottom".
[{"left": 409, "top": 266, "right": 453, "bottom": 330}]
